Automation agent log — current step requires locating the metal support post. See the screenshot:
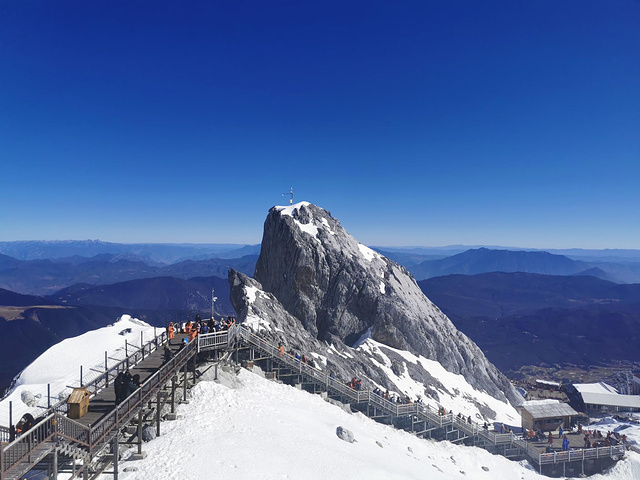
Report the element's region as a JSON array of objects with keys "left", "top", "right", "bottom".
[
  {"left": 113, "top": 435, "right": 119, "bottom": 480},
  {"left": 183, "top": 362, "right": 188, "bottom": 402},
  {"left": 192, "top": 354, "right": 197, "bottom": 385},
  {"left": 137, "top": 411, "right": 143, "bottom": 454},
  {"left": 52, "top": 438, "right": 58, "bottom": 479},
  {"left": 156, "top": 391, "right": 161, "bottom": 437},
  {"left": 171, "top": 376, "right": 176, "bottom": 413}
]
